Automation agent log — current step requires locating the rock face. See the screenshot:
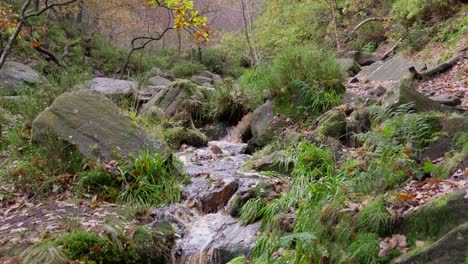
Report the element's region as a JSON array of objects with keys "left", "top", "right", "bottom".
[
  {"left": 148, "top": 75, "right": 172, "bottom": 87},
  {"left": 382, "top": 81, "right": 458, "bottom": 113},
  {"left": 200, "top": 180, "right": 239, "bottom": 213},
  {"left": 337, "top": 58, "right": 360, "bottom": 75},
  {"left": 418, "top": 115, "right": 468, "bottom": 160},
  {"left": 356, "top": 56, "right": 426, "bottom": 82},
  {"left": 86, "top": 77, "right": 138, "bottom": 97},
  {"left": 191, "top": 75, "right": 213, "bottom": 86},
  {"left": 141, "top": 80, "right": 204, "bottom": 118},
  {"left": 396, "top": 187, "right": 468, "bottom": 264},
  {"left": 430, "top": 93, "right": 462, "bottom": 107},
  {"left": 251, "top": 100, "right": 274, "bottom": 140},
  {"left": 0, "top": 61, "right": 41, "bottom": 95},
  {"left": 397, "top": 223, "right": 468, "bottom": 264},
  {"left": 32, "top": 91, "right": 164, "bottom": 161}
]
